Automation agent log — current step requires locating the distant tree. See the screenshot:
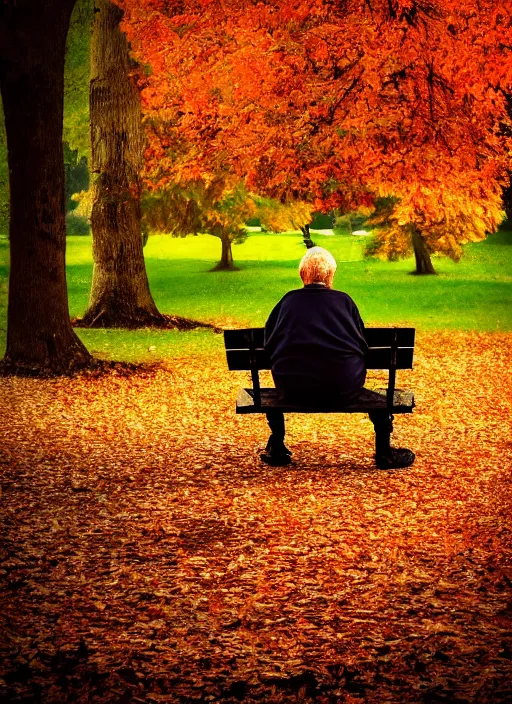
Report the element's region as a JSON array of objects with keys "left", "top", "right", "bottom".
[
  {"left": 141, "top": 187, "right": 201, "bottom": 240},
  {"left": 0, "top": 0, "right": 92, "bottom": 374},
  {"left": 254, "top": 196, "right": 313, "bottom": 236},
  {"left": 206, "top": 183, "right": 255, "bottom": 271},
  {"left": 62, "top": 0, "right": 92, "bottom": 236},
  {"left": 366, "top": 186, "right": 505, "bottom": 274},
  {"left": 67, "top": 187, "right": 93, "bottom": 235},
  {"left": 142, "top": 177, "right": 256, "bottom": 270},
  {"left": 142, "top": 182, "right": 315, "bottom": 268},
  {"left": 253, "top": 195, "right": 315, "bottom": 248},
  {"left": 366, "top": 197, "right": 436, "bottom": 274},
  {"left": 64, "top": 143, "right": 89, "bottom": 211}
]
